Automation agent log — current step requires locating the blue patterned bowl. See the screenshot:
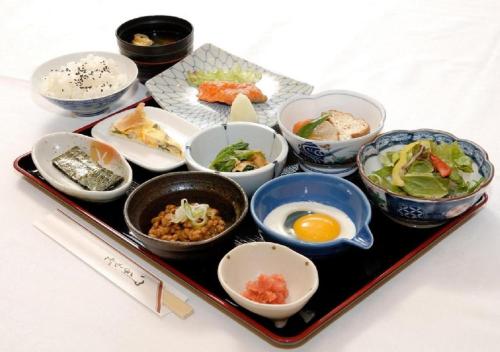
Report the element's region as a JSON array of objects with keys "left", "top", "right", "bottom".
[
  {"left": 357, "top": 129, "right": 494, "bottom": 228},
  {"left": 250, "top": 173, "right": 374, "bottom": 257},
  {"left": 31, "top": 51, "right": 138, "bottom": 116},
  {"left": 278, "top": 90, "right": 385, "bottom": 177}
]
